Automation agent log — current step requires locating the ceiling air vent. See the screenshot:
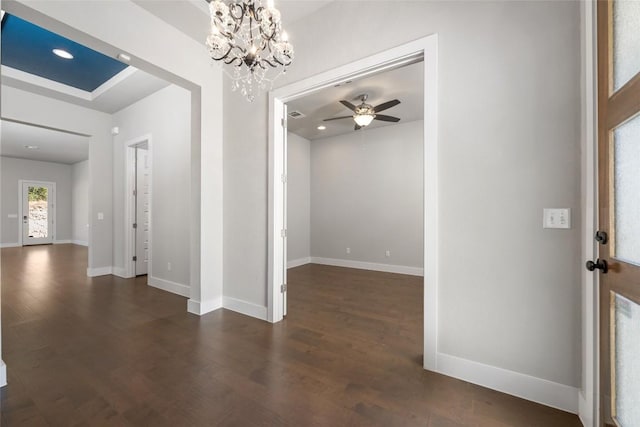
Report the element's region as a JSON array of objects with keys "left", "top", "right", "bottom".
[{"left": 288, "top": 111, "right": 305, "bottom": 119}]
